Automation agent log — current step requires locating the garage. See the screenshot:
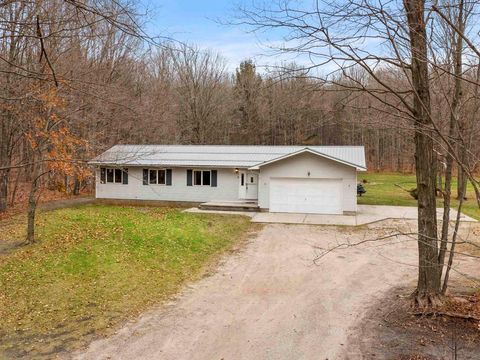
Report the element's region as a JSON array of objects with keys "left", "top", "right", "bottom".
[{"left": 269, "top": 178, "right": 343, "bottom": 214}]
